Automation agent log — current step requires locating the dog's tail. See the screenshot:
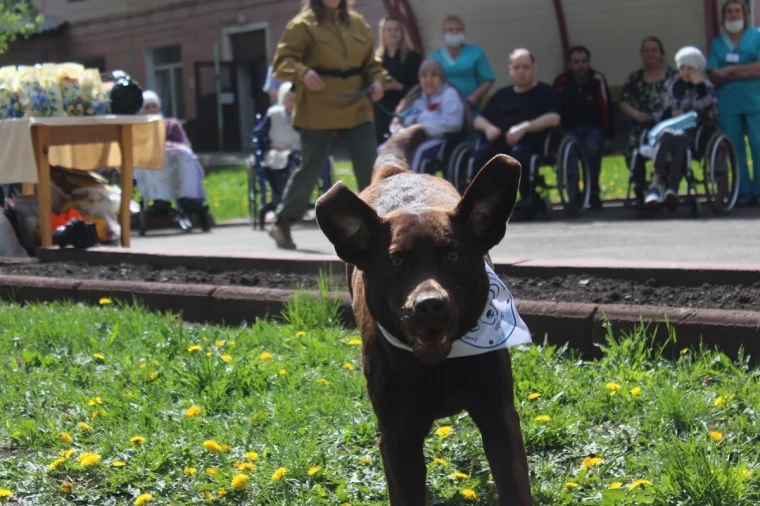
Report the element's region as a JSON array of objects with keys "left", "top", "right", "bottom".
[{"left": 371, "top": 125, "right": 429, "bottom": 184}]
